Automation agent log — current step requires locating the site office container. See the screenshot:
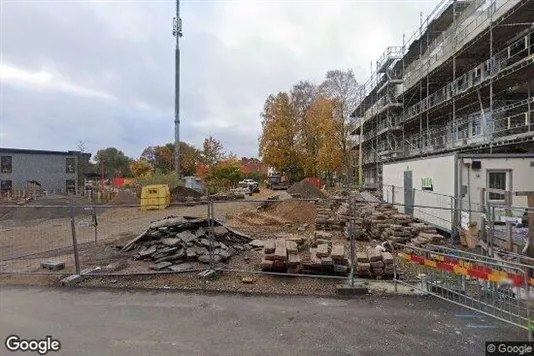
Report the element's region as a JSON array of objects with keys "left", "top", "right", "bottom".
[
  {"left": 141, "top": 184, "right": 171, "bottom": 211},
  {"left": 382, "top": 153, "right": 534, "bottom": 233}
]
